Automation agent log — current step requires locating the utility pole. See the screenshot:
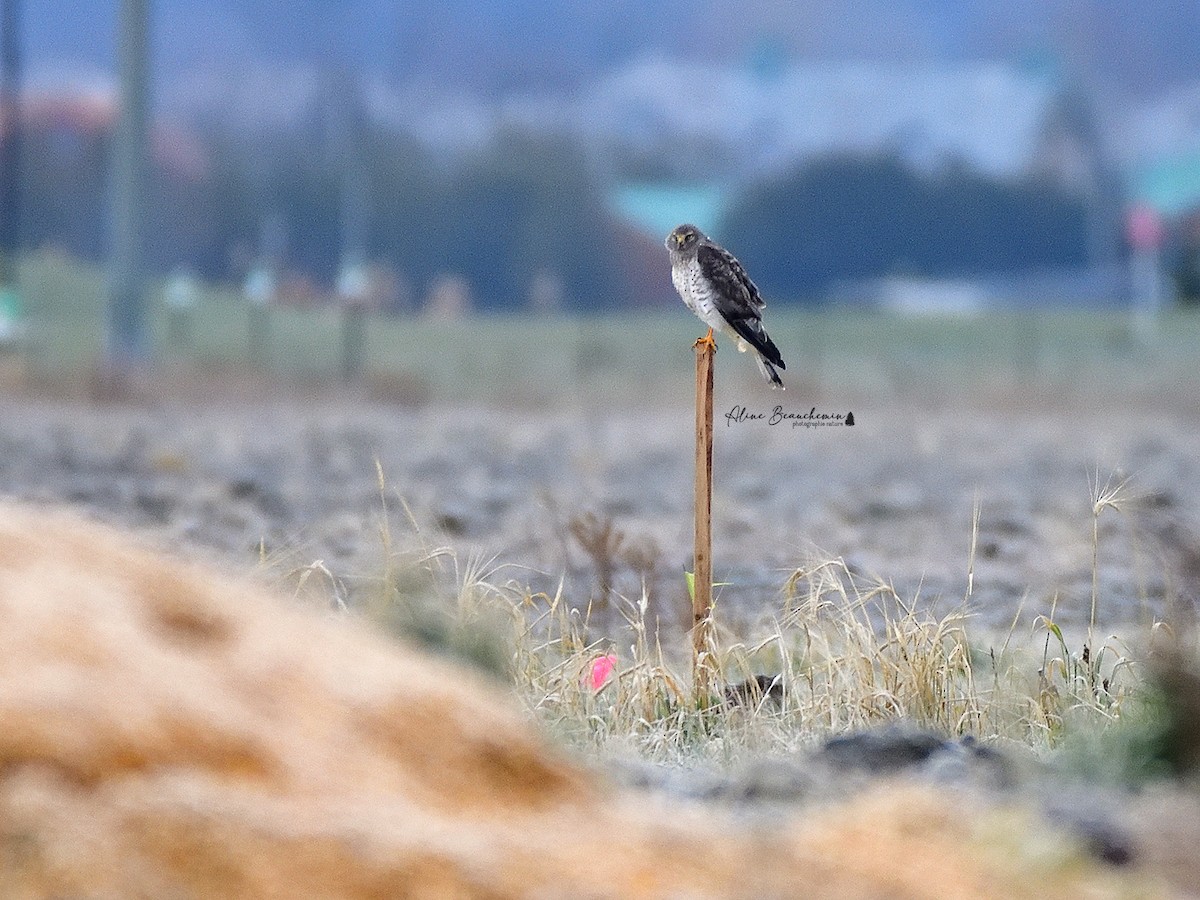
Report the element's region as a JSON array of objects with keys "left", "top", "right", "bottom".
[
  {"left": 0, "top": 0, "right": 22, "bottom": 314},
  {"left": 332, "top": 69, "right": 370, "bottom": 382},
  {"left": 108, "top": 0, "right": 150, "bottom": 365}
]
